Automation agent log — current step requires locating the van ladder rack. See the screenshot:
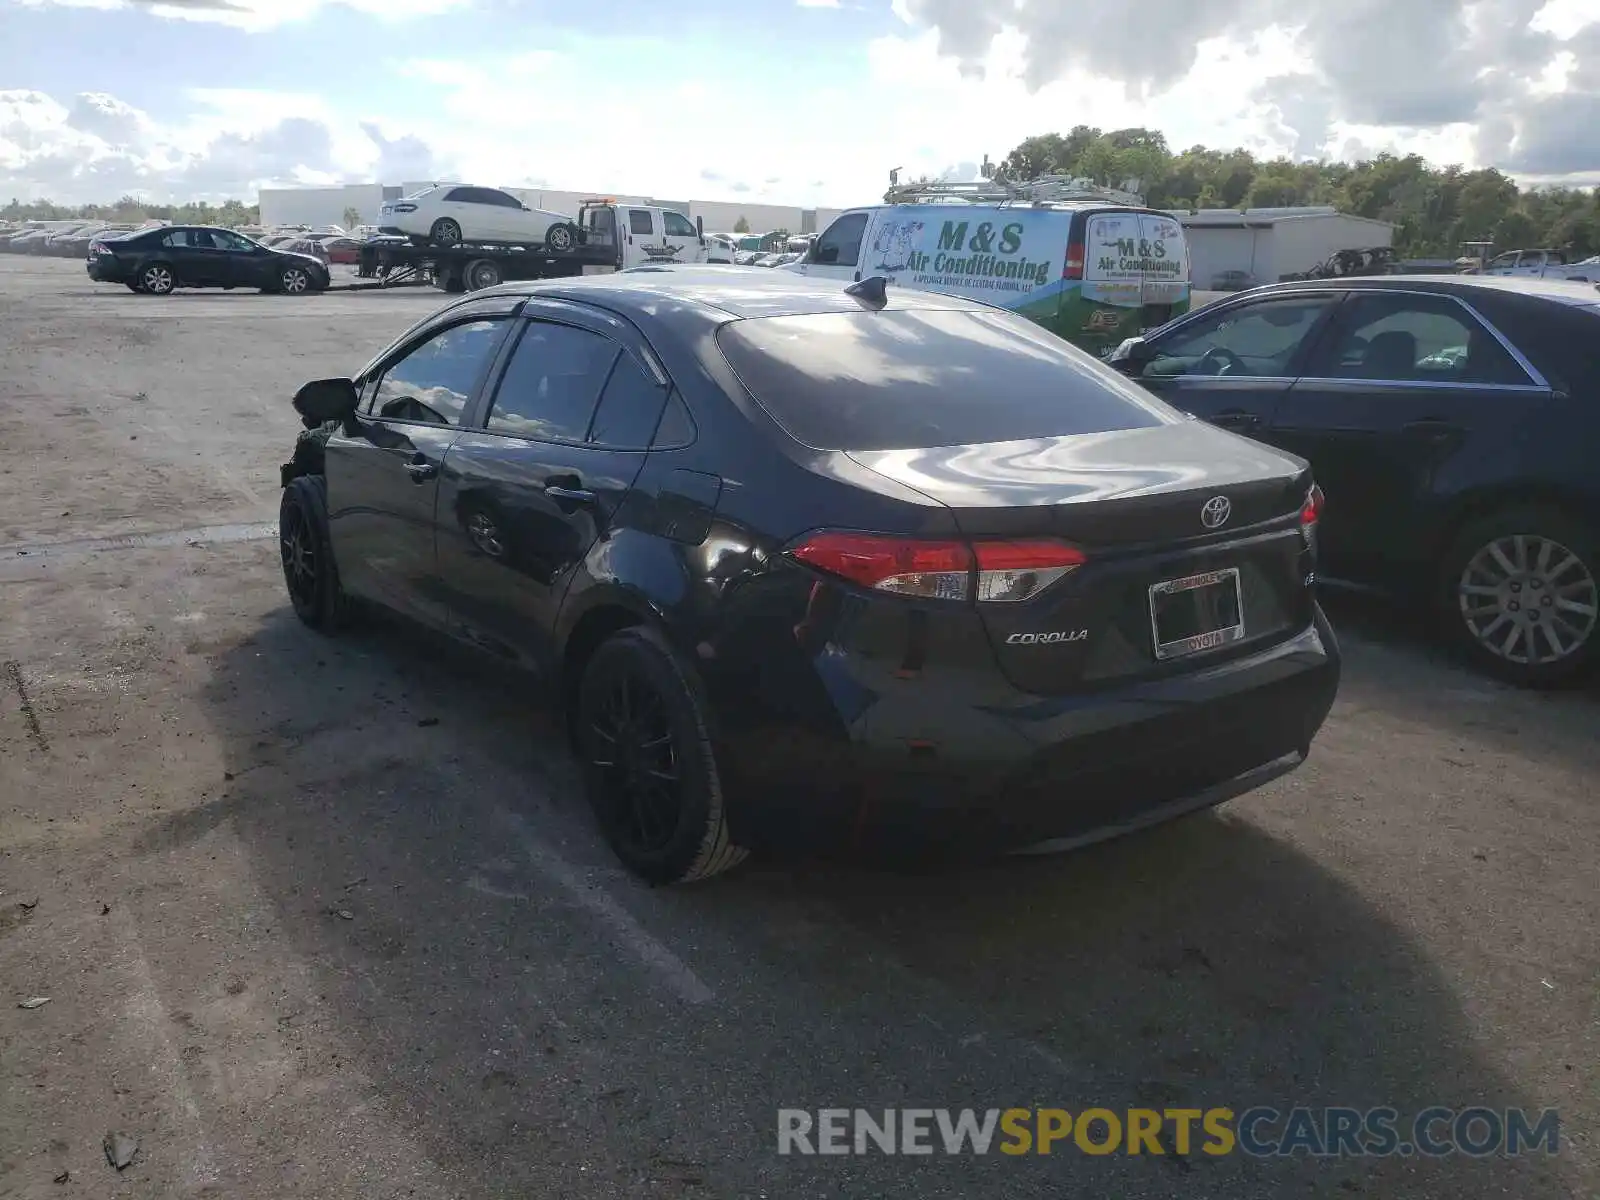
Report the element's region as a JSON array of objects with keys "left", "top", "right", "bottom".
[{"left": 883, "top": 174, "right": 1145, "bottom": 208}]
